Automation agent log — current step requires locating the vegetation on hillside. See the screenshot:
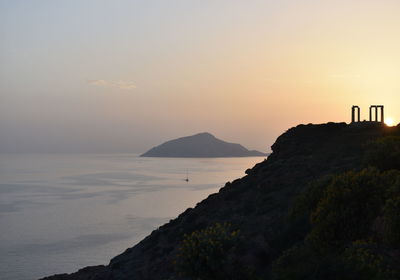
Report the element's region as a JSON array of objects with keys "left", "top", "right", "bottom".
[
  {"left": 174, "top": 222, "right": 258, "bottom": 280},
  {"left": 273, "top": 167, "right": 400, "bottom": 280},
  {"left": 174, "top": 132, "right": 400, "bottom": 280}
]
